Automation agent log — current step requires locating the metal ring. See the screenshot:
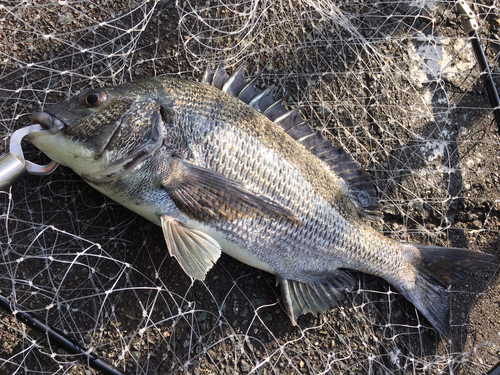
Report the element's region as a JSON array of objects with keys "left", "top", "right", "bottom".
[{"left": 9, "top": 124, "right": 58, "bottom": 175}]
